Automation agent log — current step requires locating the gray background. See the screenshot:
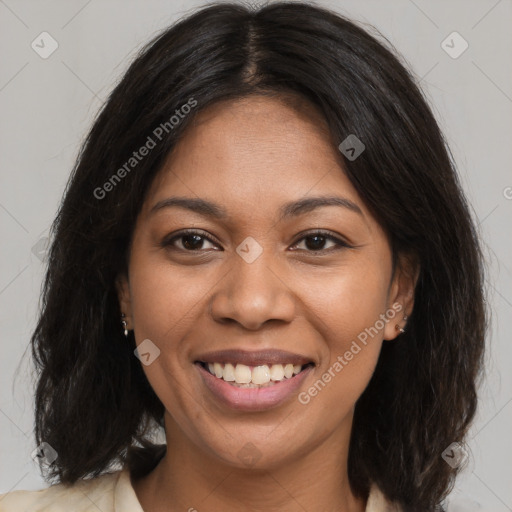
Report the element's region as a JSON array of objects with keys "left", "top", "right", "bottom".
[{"left": 0, "top": 0, "right": 511, "bottom": 510}]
